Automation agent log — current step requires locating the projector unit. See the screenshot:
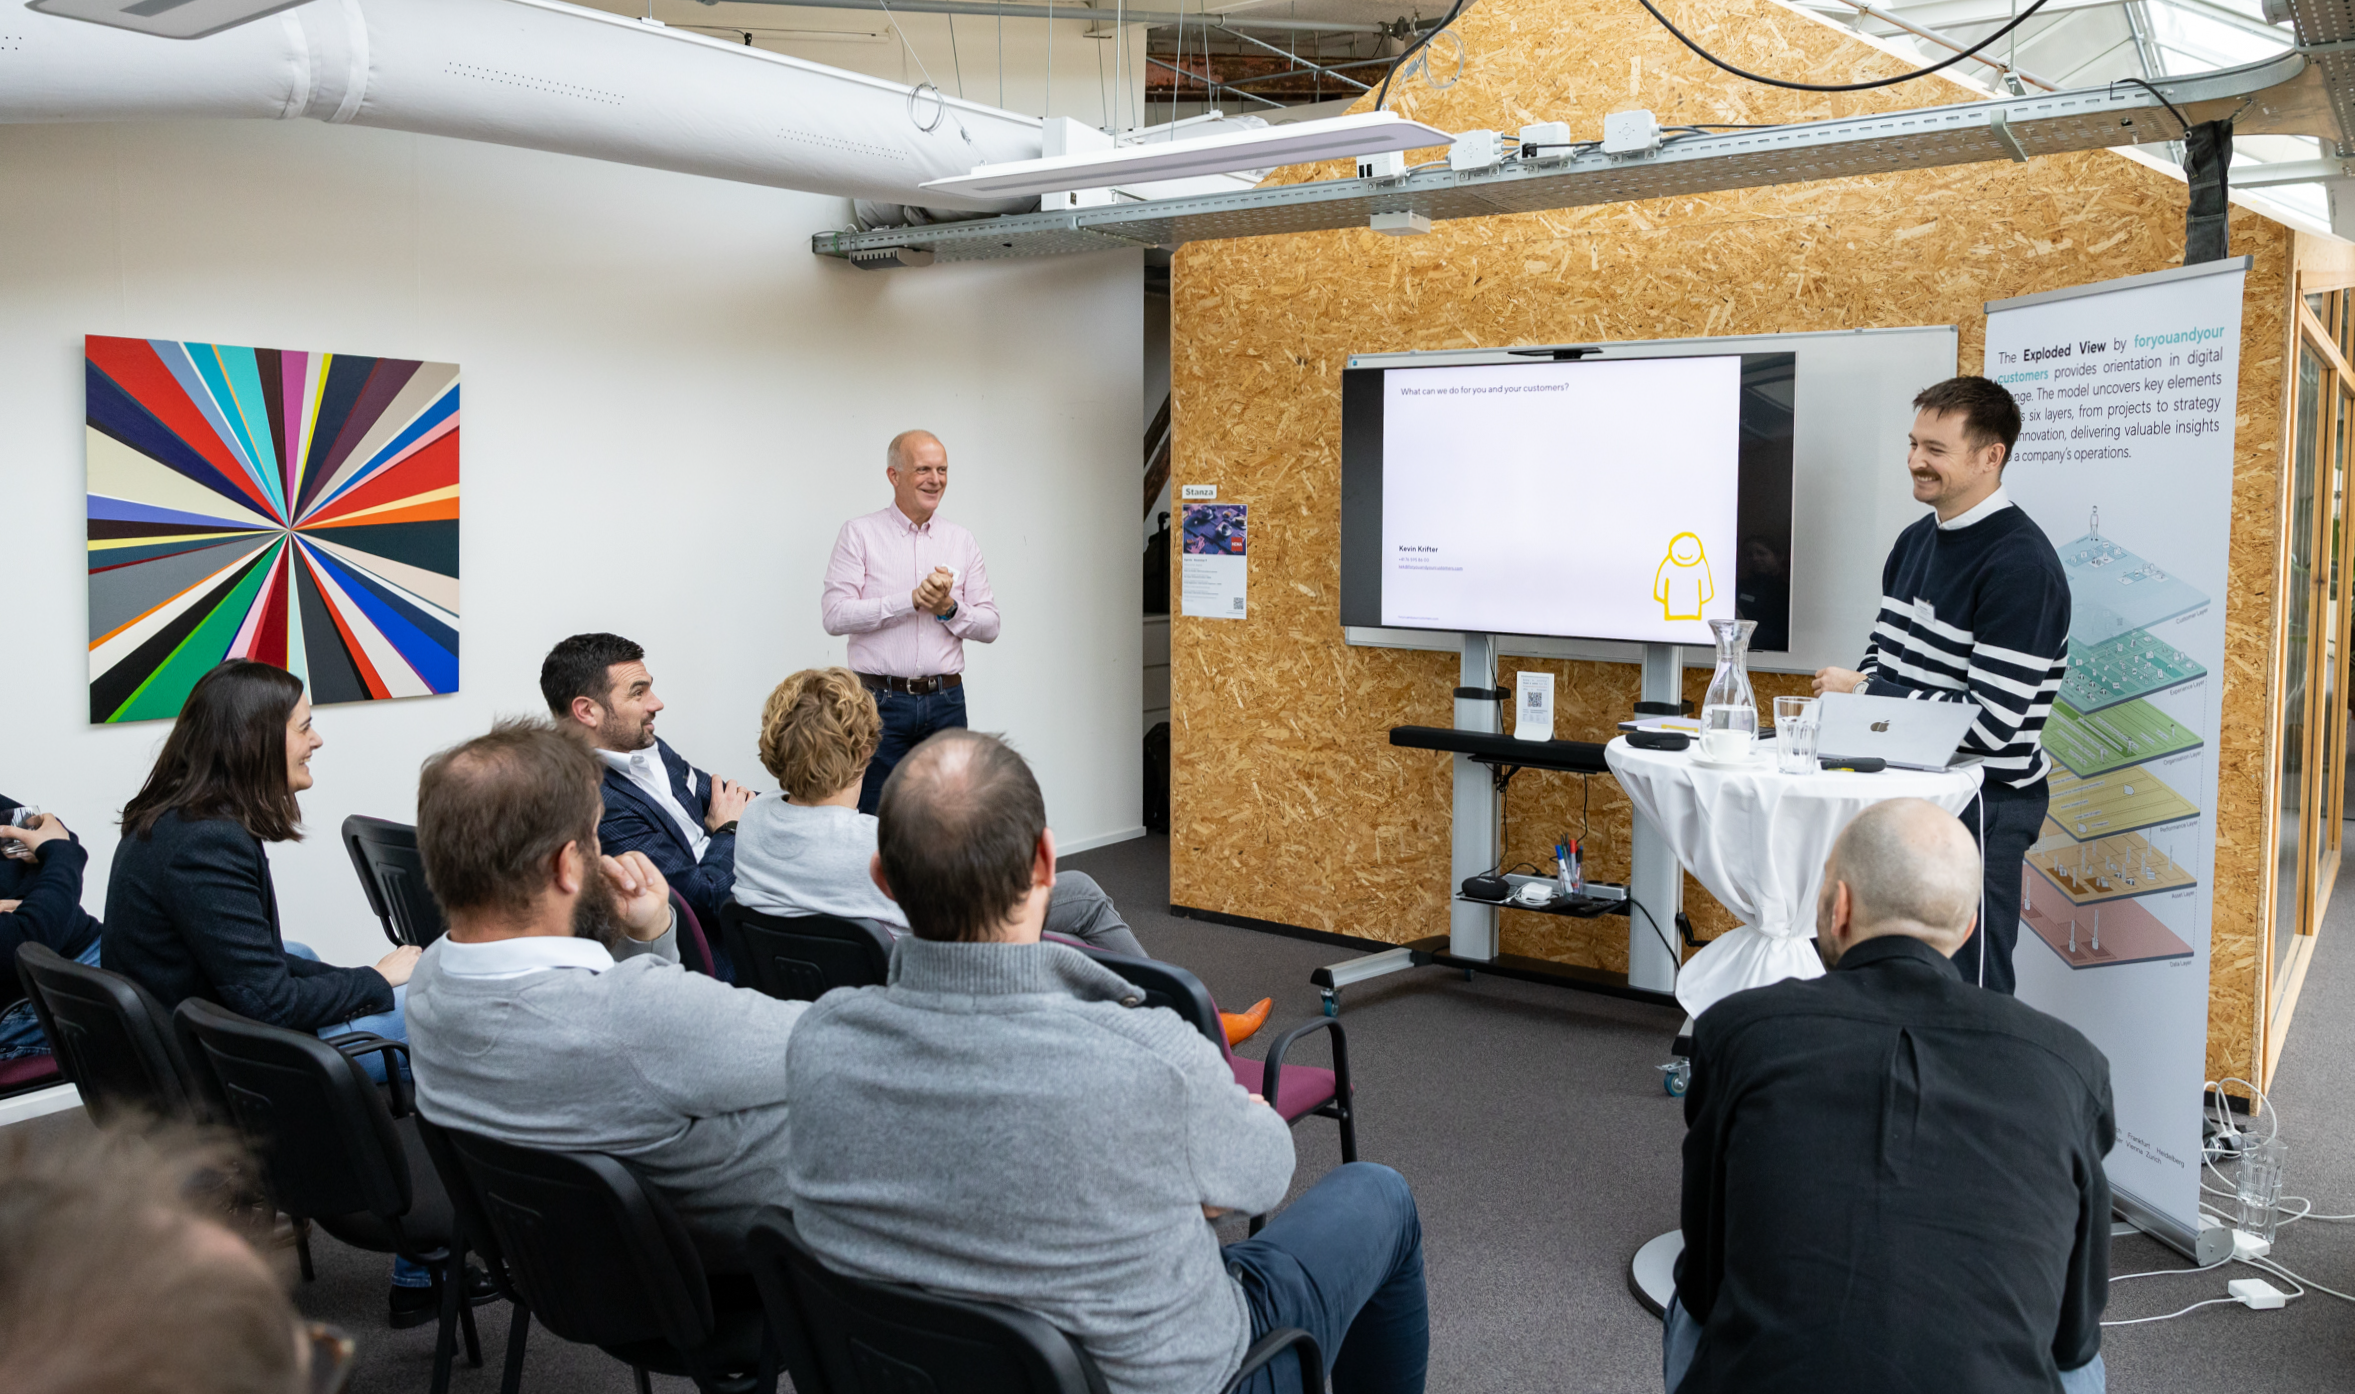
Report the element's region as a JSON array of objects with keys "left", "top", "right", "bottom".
[
  {"left": 28, "top": 0, "right": 313, "bottom": 38},
  {"left": 1038, "top": 116, "right": 1116, "bottom": 210}
]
